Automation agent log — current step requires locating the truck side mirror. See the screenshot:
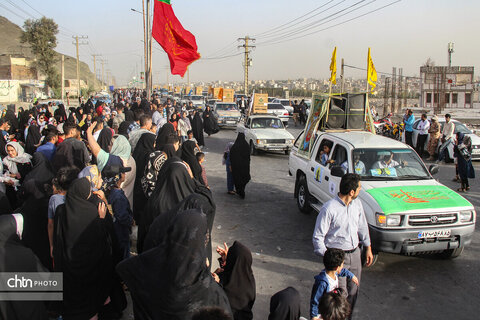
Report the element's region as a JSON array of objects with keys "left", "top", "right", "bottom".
[
  {"left": 331, "top": 166, "right": 347, "bottom": 177},
  {"left": 429, "top": 164, "right": 439, "bottom": 176}
]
